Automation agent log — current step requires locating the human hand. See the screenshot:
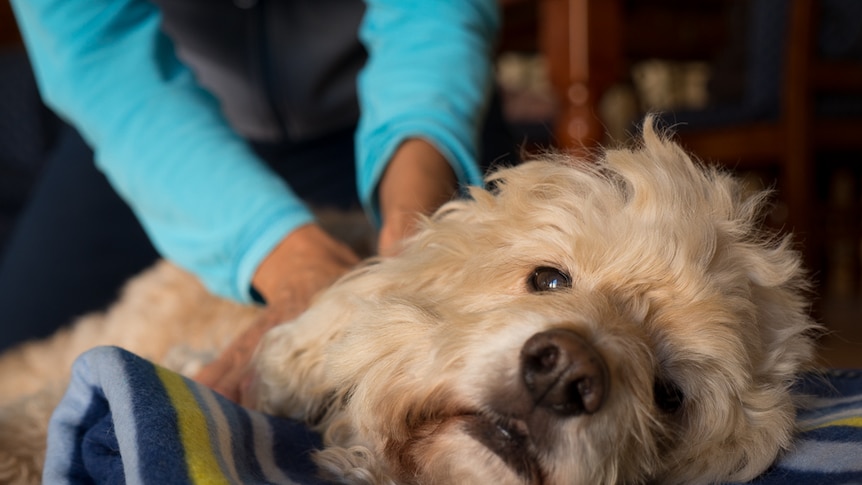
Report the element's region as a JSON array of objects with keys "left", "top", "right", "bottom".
[
  {"left": 377, "top": 139, "right": 458, "bottom": 256},
  {"left": 195, "top": 223, "right": 360, "bottom": 405}
]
